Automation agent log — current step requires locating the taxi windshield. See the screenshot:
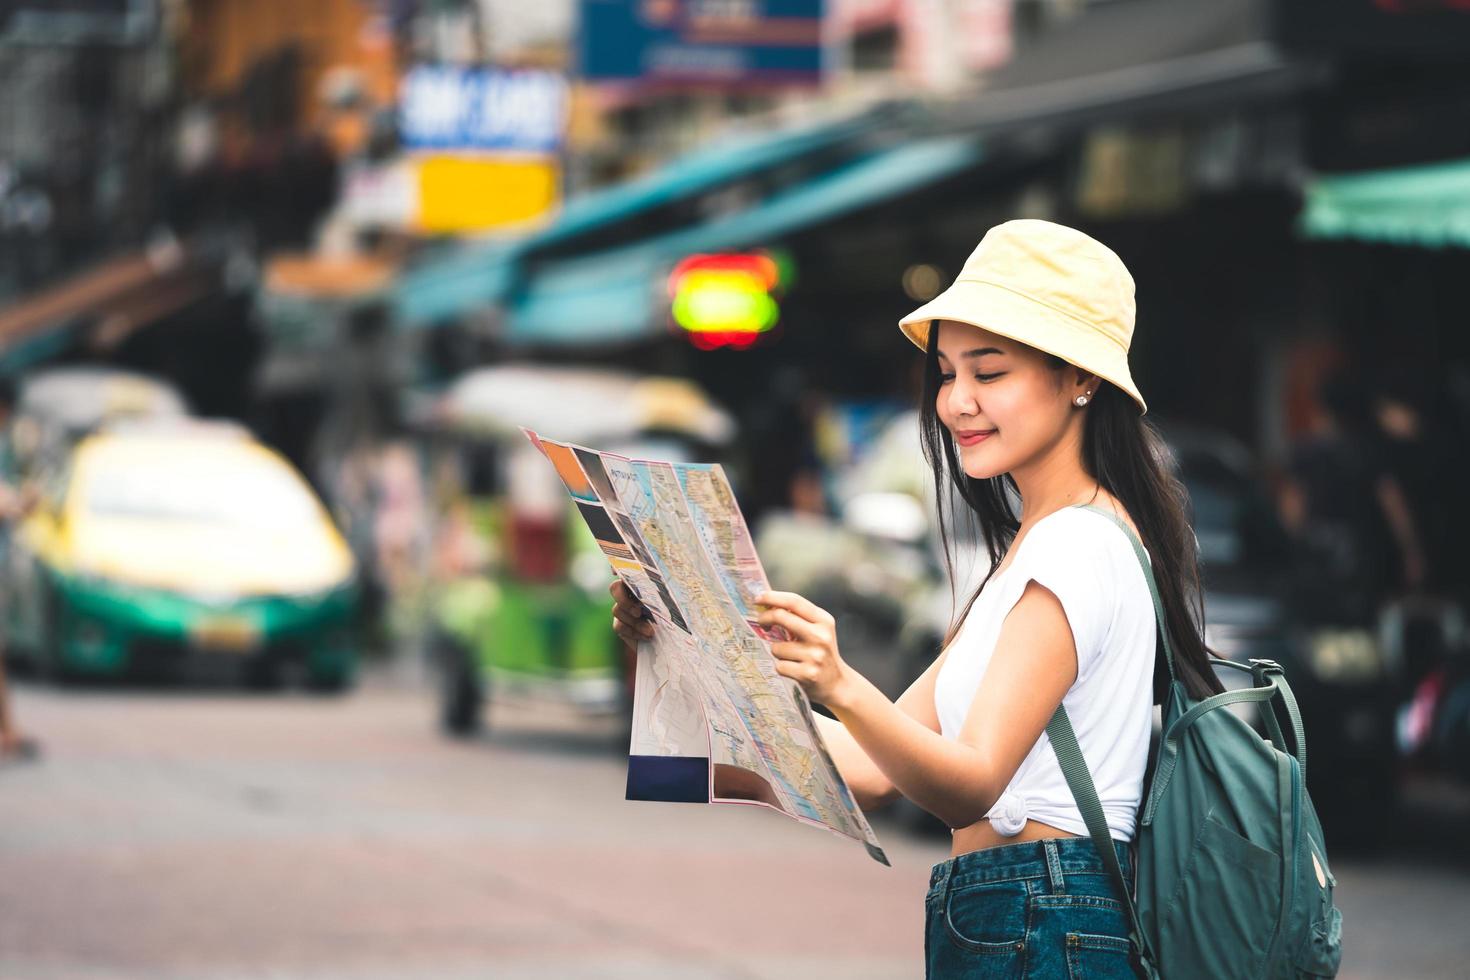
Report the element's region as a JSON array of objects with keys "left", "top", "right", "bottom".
[{"left": 85, "top": 455, "right": 322, "bottom": 531}]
